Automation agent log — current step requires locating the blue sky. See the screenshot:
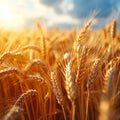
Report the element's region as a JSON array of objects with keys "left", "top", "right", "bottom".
[{"left": 0, "top": 0, "right": 120, "bottom": 30}]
